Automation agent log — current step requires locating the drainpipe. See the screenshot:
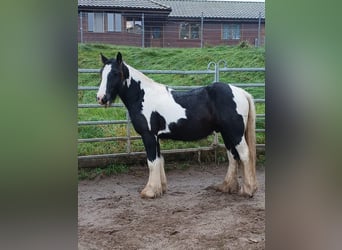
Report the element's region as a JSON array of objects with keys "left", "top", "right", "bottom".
[
  {"left": 142, "top": 13, "right": 145, "bottom": 48},
  {"left": 200, "top": 12, "right": 204, "bottom": 48},
  {"left": 257, "top": 12, "right": 261, "bottom": 47},
  {"left": 80, "top": 12, "right": 83, "bottom": 43}
]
